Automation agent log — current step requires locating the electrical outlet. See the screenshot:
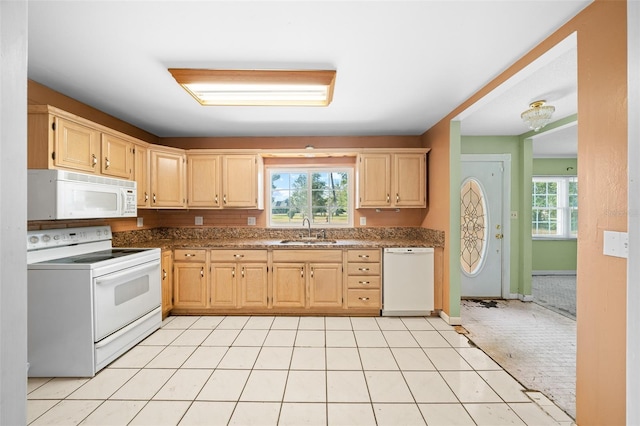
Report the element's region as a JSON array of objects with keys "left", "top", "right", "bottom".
[
  {"left": 360, "top": 217, "right": 366, "bottom": 226},
  {"left": 247, "top": 217, "right": 256, "bottom": 226},
  {"left": 511, "top": 211, "right": 518, "bottom": 219},
  {"left": 195, "top": 216, "right": 203, "bottom": 226},
  {"left": 136, "top": 217, "right": 143, "bottom": 227}
]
